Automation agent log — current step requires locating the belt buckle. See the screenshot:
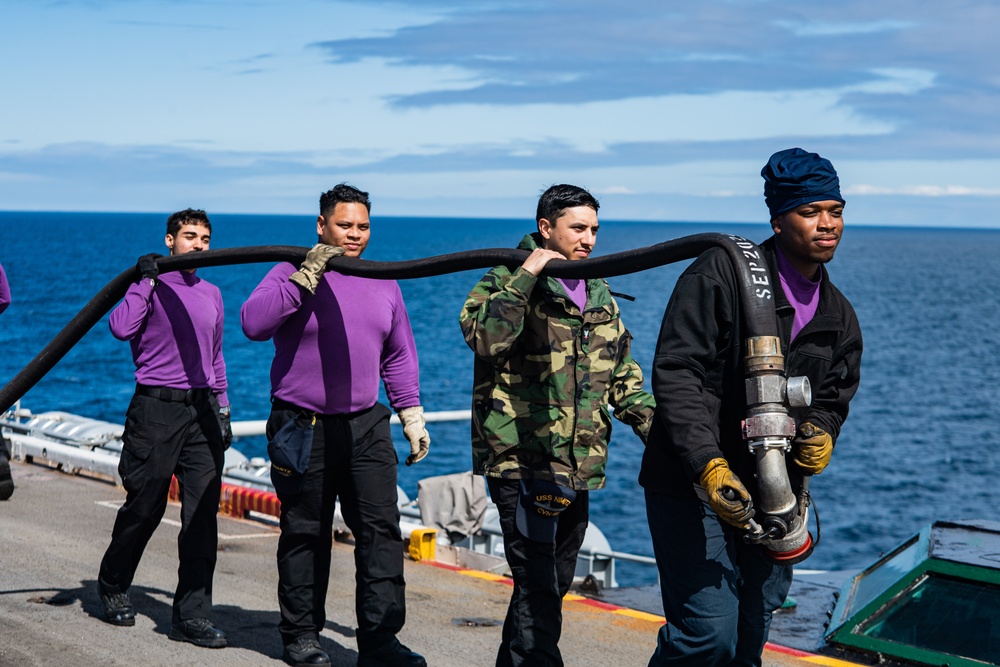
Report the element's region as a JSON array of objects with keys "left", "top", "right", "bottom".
[{"left": 184, "top": 388, "right": 195, "bottom": 404}]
